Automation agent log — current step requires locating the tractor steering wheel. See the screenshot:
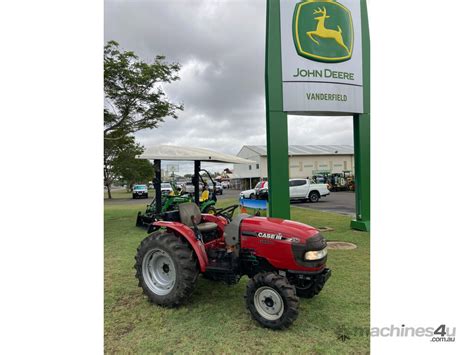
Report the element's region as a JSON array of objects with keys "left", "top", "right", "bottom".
[{"left": 216, "top": 204, "right": 239, "bottom": 222}]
